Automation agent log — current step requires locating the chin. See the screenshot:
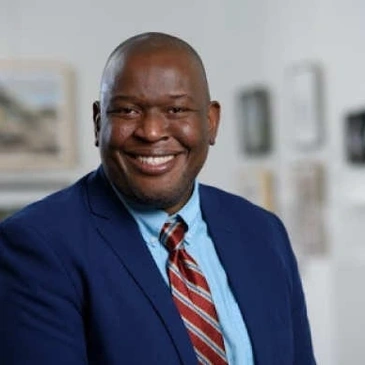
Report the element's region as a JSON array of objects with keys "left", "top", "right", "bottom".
[{"left": 130, "top": 186, "right": 191, "bottom": 213}]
